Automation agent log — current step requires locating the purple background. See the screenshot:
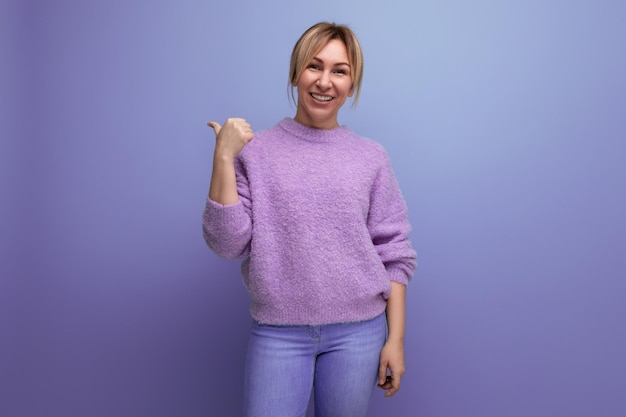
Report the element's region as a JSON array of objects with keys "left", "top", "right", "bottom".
[{"left": 3, "top": 1, "right": 625, "bottom": 416}]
